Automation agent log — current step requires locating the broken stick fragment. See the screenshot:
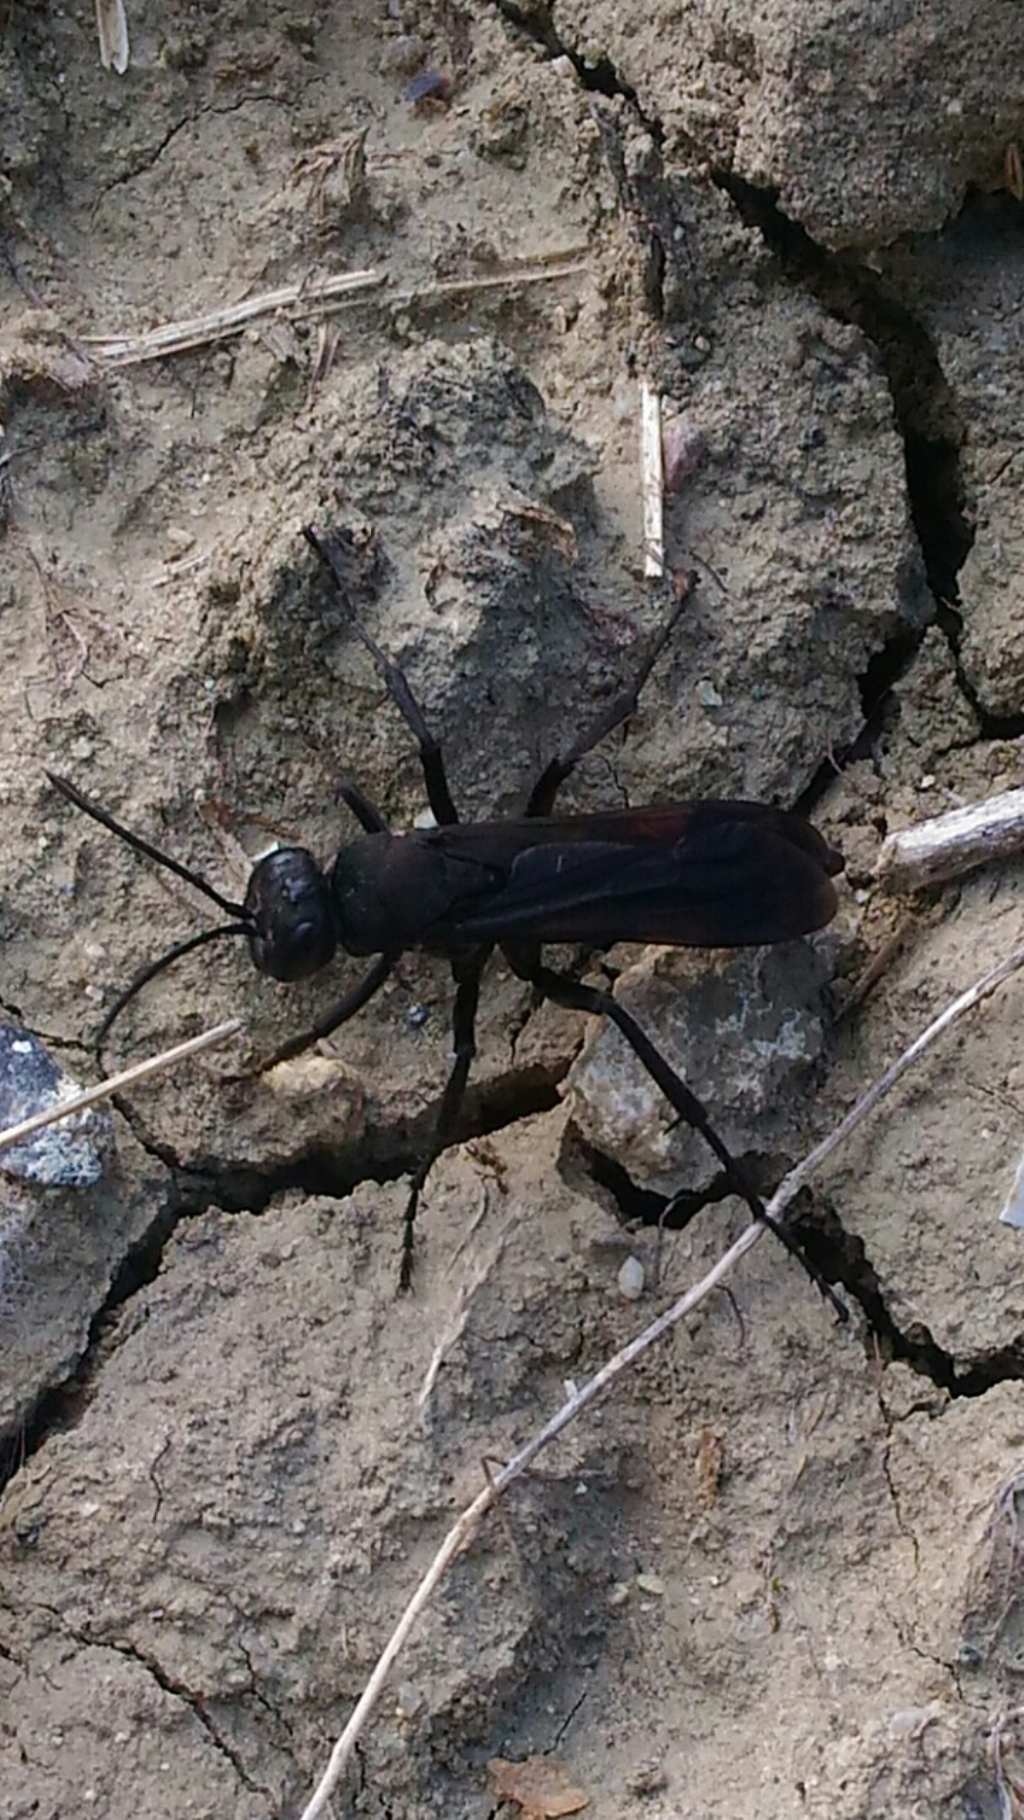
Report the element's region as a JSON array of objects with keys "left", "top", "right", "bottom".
[
  {"left": 875, "top": 788, "right": 1024, "bottom": 892},
  {"left": 640, "top": 380, "right": 664, "bottom": 579},
  {"left": 95, "top": 0, "right": 130, "bottom": 73}
]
